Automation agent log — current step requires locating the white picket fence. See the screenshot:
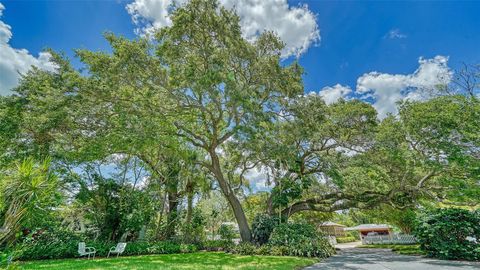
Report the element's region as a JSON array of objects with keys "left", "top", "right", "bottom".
[{"left": 363, "top": 234, "right": 417, "bottom": 245}]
